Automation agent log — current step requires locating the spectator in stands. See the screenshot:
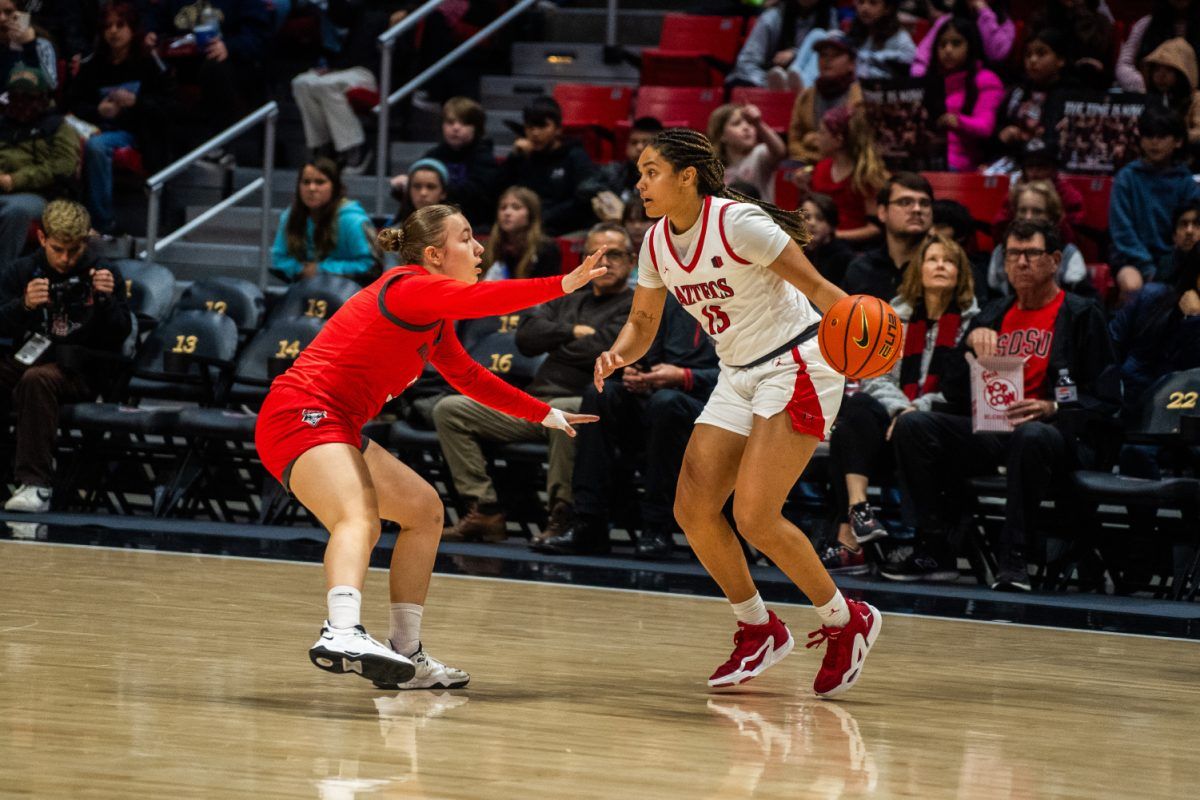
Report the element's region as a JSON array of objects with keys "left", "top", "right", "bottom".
[
  {"left": 290, "top": 0, "right": 384, "bottom": 175},
  {"left": 994, "top": 29, "right": 1075, "bottom": 161},
  {"left": 987, "top": 181, "right": 1089, "bottom": 298},
  {"left": 30, "top": 0, "right": 92, "bottom": 68},
  {"left": 911, "top": 0, "right": 1014, "bottom": 77},
  {"left": 494, "top": 96, "right": 597, "bottom": 236},
  {"left": 823, "top": 233, "right": 979, "bottom": 574},
  {"left": 1156, "top": 198, "right": 1200, "bottom": 282},
  {"left": 844, "top": 0, "right": 916, "bottom": 80},
  {"left": 434, "top": 223, "right": 634, "bottom": 543},
  {"left": 393, "top": 158, "right": 449, "bottom": 223},
  {"left": 932, "top": 198, "right": 989, "bottom": 302},
  {"left": 1110, "top": 105, "right": 1200, "bottom": 299},
  {"left": 271, "top": 158, "right": 379, "bottom": 283},
  {"left": 0, "top": 65, "right": 80, "bottom": 268},
  {"left": 0, "top": 0, "right": 57, "bottom": 86},
  {"left": 802, "top": 193, "right": 855, "bottom": 286},
  {"left": 0, "top": 200, "right": 131, "bottom": 513},
  {"left": 843, "top": 172, "right": 934, "bottom": 298},
  {"left": 801, "top": 106, "right": 888, "bottom": 244},
  {"left": 924, "top": 16, "right": 1003, "bottom": 172},
  {"left": 147, "top": 0, "right": 272, "bottom": 145},
  {"left": 1030, "top": 0, "right": 1115, "bottom": 89},
  {"left": 581, "top": 116, "right": 663, "bottom": 224},
  {"left": 1142, "top": 38, "right": 1200, "bottom": 146},
  {"left": 68, "top": 2, "right": 175, "bottom": 237},
  {"left": 1110, "top": 240, "right": 1200, "bottom": 416},
  {"left": 534, "top": 293, "right": 719, "bottom": 558},
  {"left": 1116, "top": 0, "right": 1200, "bottom": 93},
  {"left": 787, "top": 31, "right": 863, "bottom": 164},
  {"left": 480, "top": 186, "right": 560, "bottom": 281},
  {"left": 885, "top": 218, "right": 1118, "bottom": 590},
  {"left": 707, "top": 103, "right": 788, "bottom": 203},
  {"left": 991, "top": 137, "right": 1085, "bottom": 240},
  {"left": 726, "top": 0, "right": 838, "bottom": 90},
  {"left": 622, "top": 195, "right": 651, "bottom": 282},
  {"left": 391, "top": 97, "right": 498, "bottom": 225}
]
